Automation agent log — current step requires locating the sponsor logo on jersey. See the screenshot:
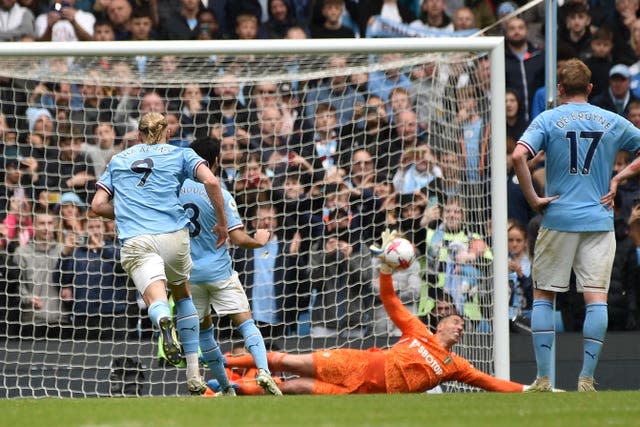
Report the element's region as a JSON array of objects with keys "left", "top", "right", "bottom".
[{"left": 408, "top": 338, "right": 443, "bottom": 376}]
